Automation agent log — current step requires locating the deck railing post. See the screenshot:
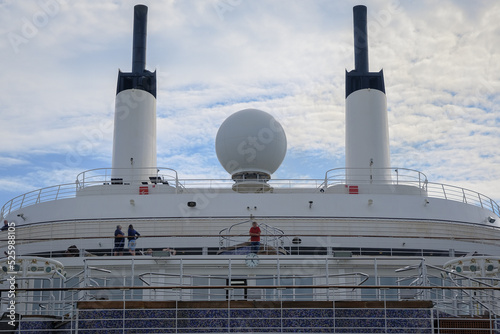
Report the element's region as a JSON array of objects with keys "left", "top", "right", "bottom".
[
  {"left": 227, "top": 290, "right": 231, "bottom": 333},
  {"left": 429, "top": 306, "right": 435, "bottom": 333},
  {"left": 122, "top": 289, "right": 126, "bottom": 331},
  {"left": 55, "top": 185, "right": 61, "bottom": 201},
  {"left": 175, "top": 296, "right": 178, "bottom": 333},
  {"left": 19, "top": 194, "right": 26, "bottom": 209},
  {"left": 383, "top": 288, "right": 388, "bottom": 333},
  {"left": 374, "top": 258, "right": 379, "bottom": 300},
  {"left": 74, "top": 289, "right": 79, "bottom": 334}
]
